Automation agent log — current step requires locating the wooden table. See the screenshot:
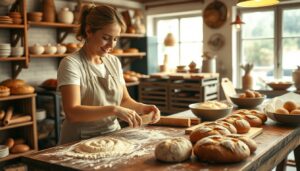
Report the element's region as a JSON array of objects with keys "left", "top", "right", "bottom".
[{"left": 22, "top": 110, "right": 300, "bottom": 171}]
